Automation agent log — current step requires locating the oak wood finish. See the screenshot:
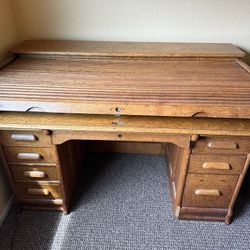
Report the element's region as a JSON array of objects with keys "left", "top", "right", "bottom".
[
  {"left": 182, "top": 174, "right": 239, "bottom": 208},
  {"left": 0, "top": 41, "right": 249, "bottom": 118},
  {"left": 0, "top": 147, "right": 20, "bottom": 206},
  {"left": 20, "top": 202, "right": 64, "bottom": 212},
  {"left": 0, "top": 40, "right": 250, "bottom": 224},
  {"left": 166, "top": 139, "right": 250, "bottom": 223},
  {"left": 0, "top": 130, "right": 52, "bottom": 147},
  {"left": 194, "top": 189, "right": 221, "bottom": 196},
  {"left": 3, "top": 146, "right": 57, "bottom": 164},
  {"left": 192, "top": 136, "right": 250, "bottom": 155},
  {"left": 52, "top": 130, "right": 192, "bottom": 148},
  {"left": 2, "top": 113, "right": 250, "bottom": 137},
  {"left": 10, "top": 134, "right": 37, "bottom": 142},
  {"left": 15, "top": 182, "right": 61, "bottom": 200},
  {"left": 11, "top": 40, "right": 245, "bottom": 58},
  {"left": 87, "top": 141, "right": 164, "bottom": 155},
  {"left": 55, "top": 141, "right": 84, "bottom": 214},
  {"left": 226, "top": 153, "right": 250, "bottom": 224},
  {"left": 188, "top": 154, "right": 246, "bottom": 175},
  {"left": 179, "top": 207, "right": 228, "bottom": 222},
  {"left": 24, "top": 171, "right": 47, "bottom": 178},
  {"left": 202, "top": 162, "right": 231, "bottom": 170},
  {"left": 11, "top": 165, "right": 59, "bottom": 182},
  {"left": 165, "top": 143, "right": 191, "bottom": 217}
]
